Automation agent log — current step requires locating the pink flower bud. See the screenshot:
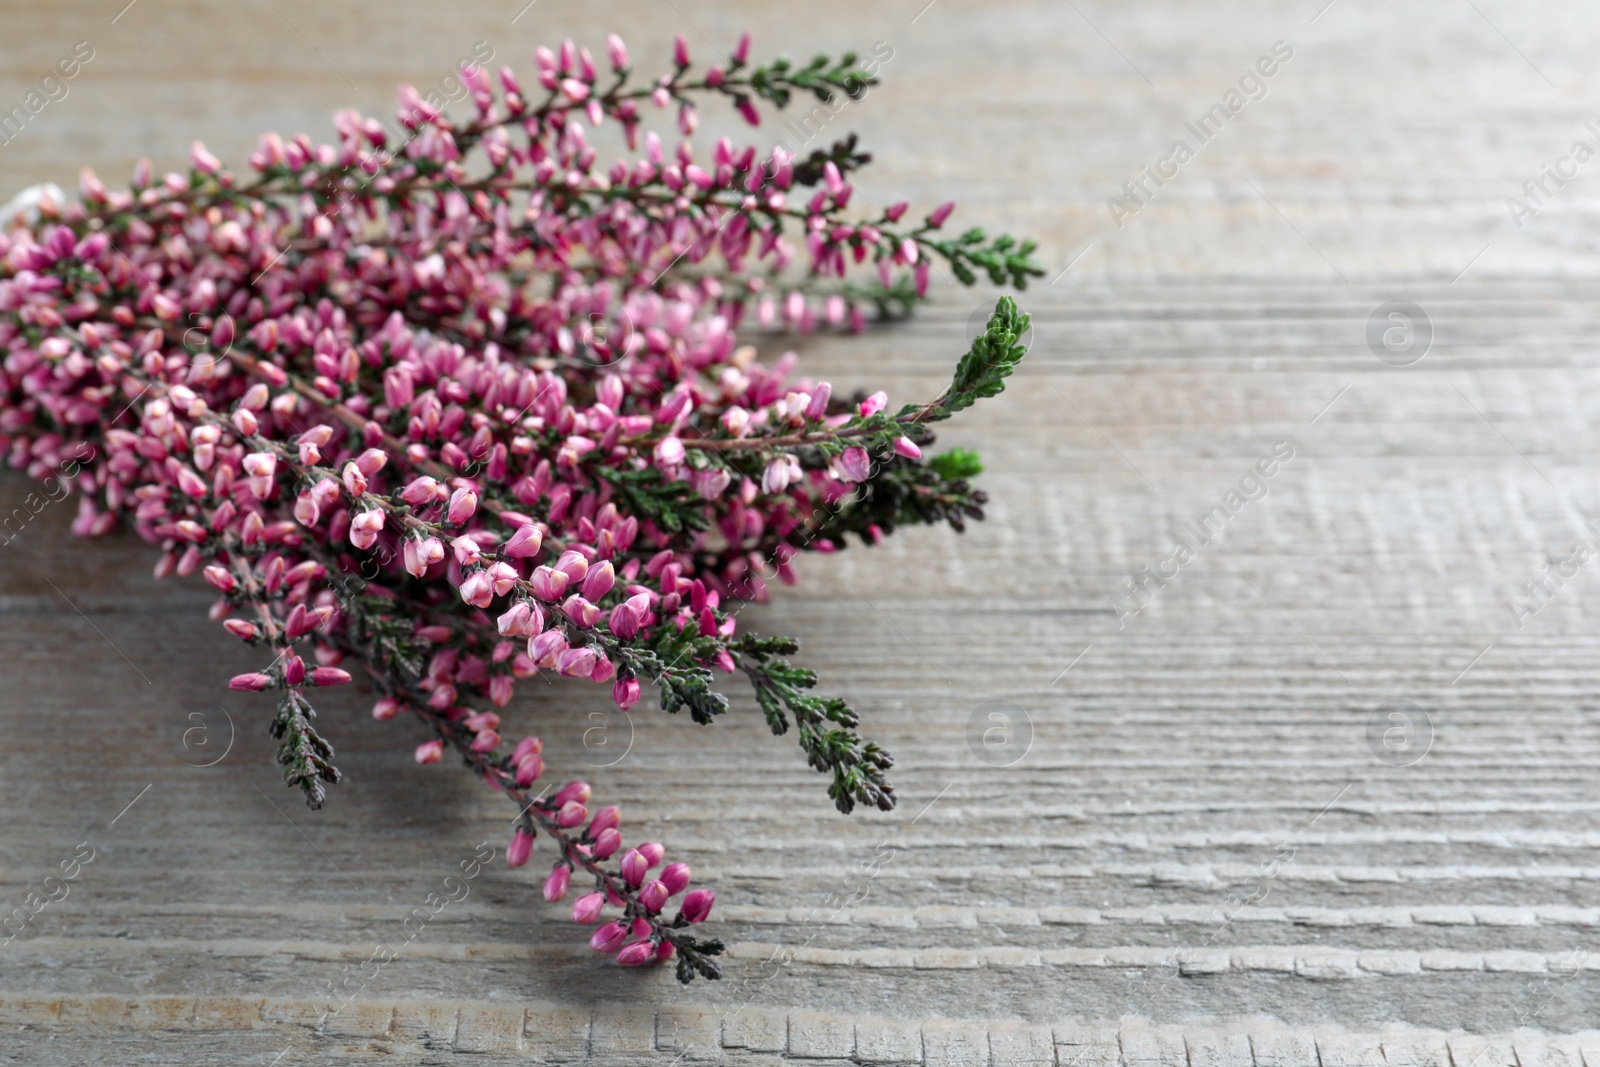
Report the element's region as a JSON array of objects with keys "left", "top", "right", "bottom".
[
  {"left": 554, "top": 780, "right": 591, "bottom": 806},
  {"left": 591, "top": 827, "right": 622, "bottom": 859},
  {"left": 515, "top": 753, "right": 544, "bottom": 786},
  {"left": 859, "top": 391, "right": 887, "bottom": 418},
  {"left": 805, "top": 382, "right": 832, "bottom": 419},
  {"left": 660, "top": 862, "right": 691, "bottom": 895},
  {"left": 371, "top": 697, "right": 401, "bottom": 720},
  {"left": 400, "top": 476, "right": 439, "bottom": 506},
  {"left": 557, "top": 800, "right": 588, "bottom": 828},
  {"left": 894, "top": 436, "right": 922, "bottom": 460},
  {"left": 310, "top": 667, "right": 351, "bottom": 687},
  {"left": 677, "top": 889, "right": 714, "bottom": 924},
  {"left": 242, "top": 452, "right": 276, "bottom": 479},
  {"left": 605, "top": 34, "right": 629, "bottom": 70},
  {"left": 590, "top": 920, "right": 628, "bottom": 953},
  {"left": 203, "top": 565, "right": 236, "bottom": 593},
  {"left": 580, "top": 560, "right": 615, "bottom": 600},
  {"left": 612, "top": 676, "right": 641, "bottom": 710},
  {"left": 414, "top": 739, "right": 444, "bottom": 764},
  {"left": 571, "top": 891, "right": 605, "bottom": 924},
  {"left": 459, "top": 570, "right": 495, "bottom": 608},
  {"left": 504, "top": 523, "right": 543, "bottom": 558},
  {"left": 616, "top": 940, "right": 654, "bottom": 966},
  {"left": 589, "top": 805, "right": 621, "bottom": 836},
  {"left": 834, "top": 446, "right": 871, "bottom": 483},
  {"left": 223, "top": 619, "right": 258, "bottom": 641},
  {"left": 619, "top": 848, "right": 648, "bottom": 887},
  {"left": 228, "top": 672, "right": 272, "bottom": 692},
  {"left": 506, "top": 828, "right": 534, "bottom": 868},
  {"left": 447, "top": 486, "right": 478, "bottom": 525},
  {"left": 283, "top": 656, "right": 306, "bottom": 686},
  {"left": 350, "top": 508, "right": 385, "bottom": 550},
  {"left": 638, "top": 842, "right": 666, "bottom": 868},
  {"left": 557, "top": 647, "right": 598, "bottom": 677},
  {"left": 543, "top": 865, "right": 571, "bottom": 902},
  {"left": 554, "top": 550, "right": 589, "bottom": 583},
  {"left": 529, "top": 566, "right": 569, "bottom": 601},
  {"left": 497, "top": 601, "right": 533, "bottom": 636},
  {"left": 927, "top": 200, "right": 957, "bottom": 228},
  {"left": 470, "top": 729, "right": 500, "bottom": 753},
  {"left": 673, "top": 34, "right": 690, "bottom": 67},
  {"left": 638, "top": 880, "right": 669, "bottom": 913}
]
